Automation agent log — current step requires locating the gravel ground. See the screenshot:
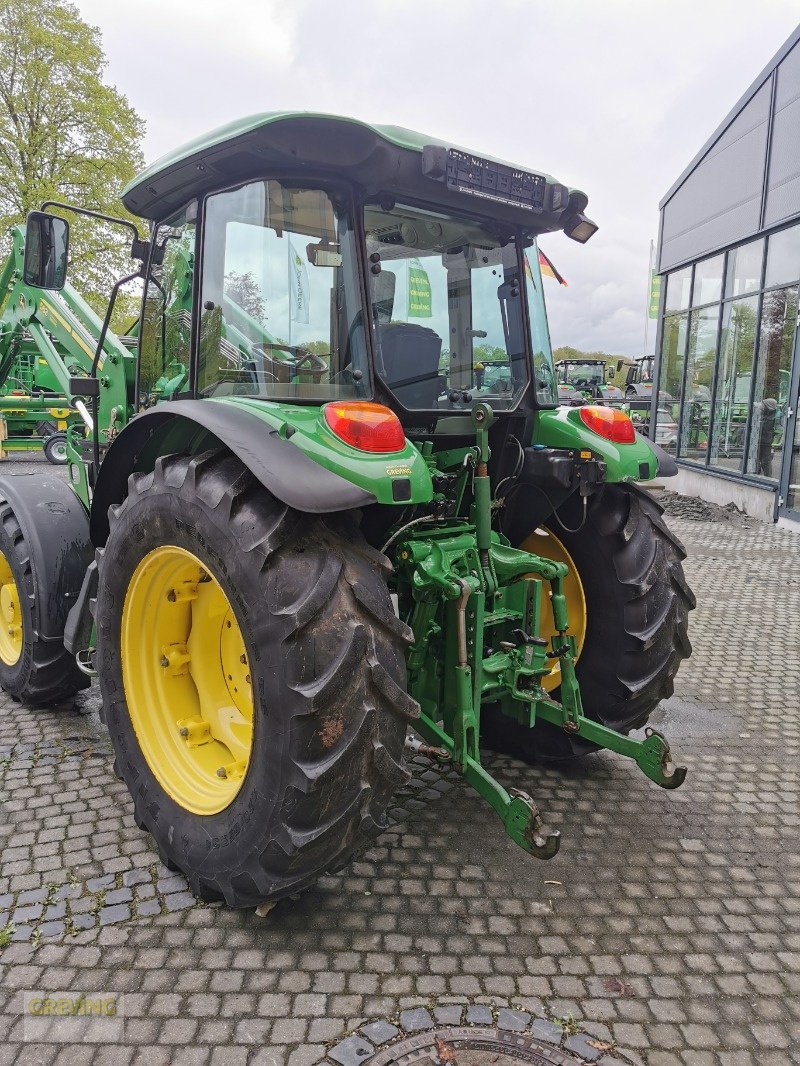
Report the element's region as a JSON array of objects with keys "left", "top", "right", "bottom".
[{"left": 0, "top": 461, "right": 798, "bottom": 1065}]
